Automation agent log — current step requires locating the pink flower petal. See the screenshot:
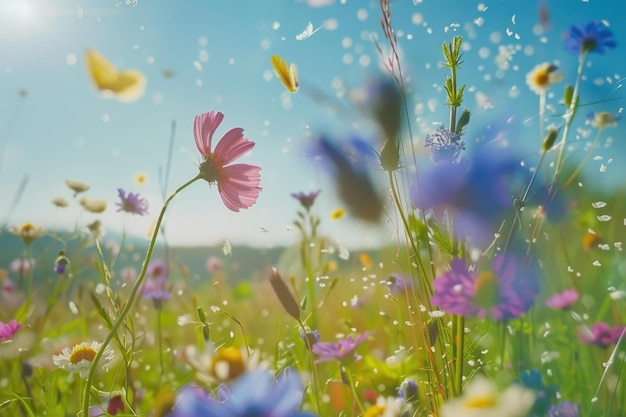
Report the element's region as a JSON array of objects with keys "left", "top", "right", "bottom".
[
  {"left": 194, "top": 111, "right": 224, "bottom": 157},
  {"left": 217, "top": 164, "right": 262, "bottom": 211},
  {"left": 213, "top": 128, "right": 255, "bottom": 166}
]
